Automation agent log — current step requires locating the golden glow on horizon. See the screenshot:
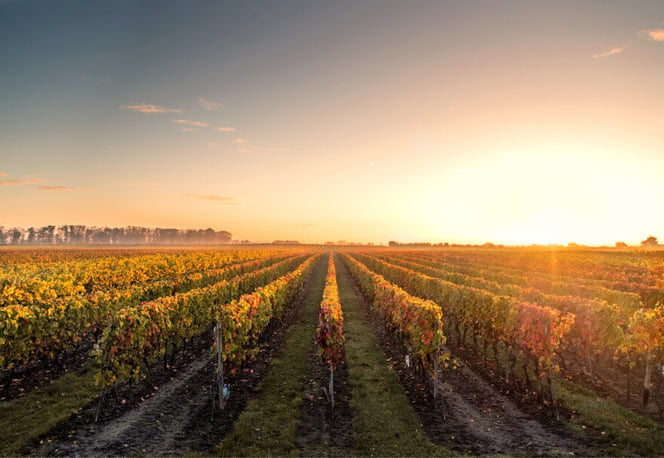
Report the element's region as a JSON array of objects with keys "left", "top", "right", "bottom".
[
  {"left": 2, "top": 2, "right": 664, "bottom": 246},
  {"left": 3, "top": 135, "right": 662, "bottom": 246},
  {"left": 404, "top": 139, "right": 661, "bottom": 246}
]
